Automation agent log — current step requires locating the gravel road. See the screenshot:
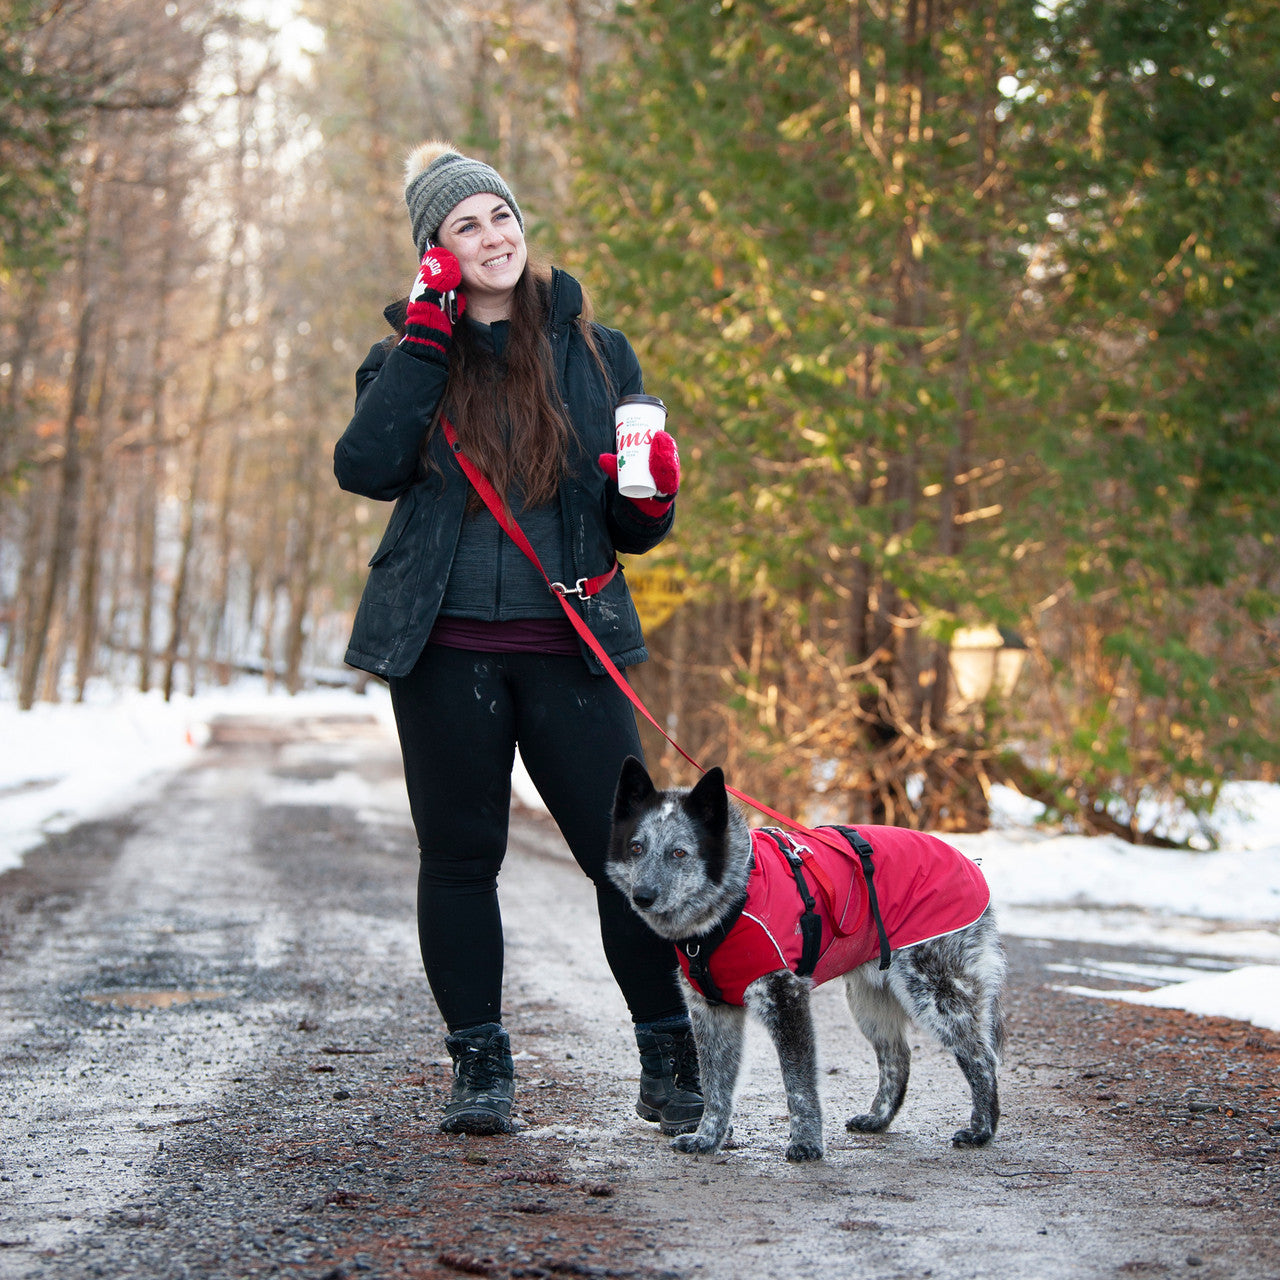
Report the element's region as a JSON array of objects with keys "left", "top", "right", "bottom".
[{"left": 0, "top": 709, "right": 1276, "bottom": 1280}]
